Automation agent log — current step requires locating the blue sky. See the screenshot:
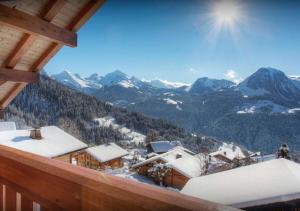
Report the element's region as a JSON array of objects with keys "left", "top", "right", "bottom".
[{"left": 45, "top": 0, "right": 300, "bottom": 84}]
